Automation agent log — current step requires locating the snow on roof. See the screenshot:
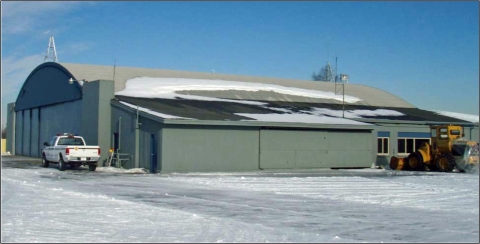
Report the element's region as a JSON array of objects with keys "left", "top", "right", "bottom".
[
  {"left": 115, "top": 77, "right": 362, "bottom": 103},
  {"left": 304, "top": 108, "right": 405, "bottom": 119},
  {"left": 433, "top": 110, "right": 479, "bottom": 123},
  {"left": 119, "top": 101, "right": 193, "bottom": 120},
  {"left": 235, "top": 113, "right": 371, "bottom": 125}
]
